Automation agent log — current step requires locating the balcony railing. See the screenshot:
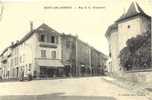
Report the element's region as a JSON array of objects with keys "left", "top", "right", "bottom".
[{"left": 39, "top": 42, "right": 57, "bottom": 48}]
